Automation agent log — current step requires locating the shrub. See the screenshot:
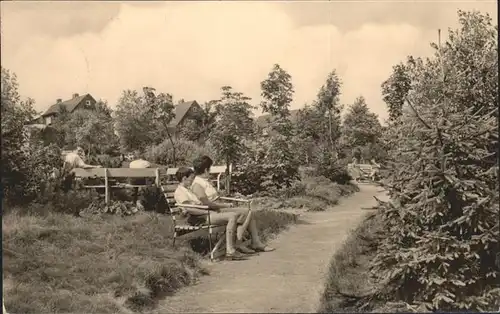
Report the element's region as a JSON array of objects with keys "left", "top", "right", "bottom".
[
  {"left": 314, "top": 148, "right": 352, "bottom": 185},
  {"left": 370, "top": 11, "right": 499, "bottom": 312},
  {"left": 232, "top": 137, "right": 300, "bottom": 195},
  {"left": 144, "top": 138, "right": 218, "bottom": 167},
  {"left": 87, "top": 154, "right": 123, "bottom": 168}
]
